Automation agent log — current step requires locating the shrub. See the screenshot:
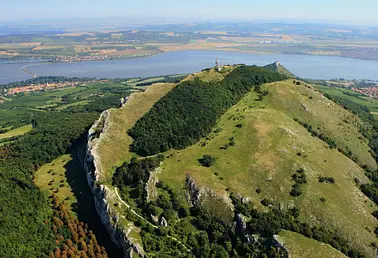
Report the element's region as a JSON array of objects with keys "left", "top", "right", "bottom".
[
  {"left": 198, "top": 155, "right": 216, "bottom": 167},
  {"left": 291, "top": 207, "right": 300, "bottom": 218},
  {"left": 318, "top": 177, "right": 336, "bottom": 184},
  {"left": 261, "top": 199, "right": 273, "bottom": 207},
  {"left": 256, "top": 188, "right": 262, "bottom": 194},
  {"left": 290, "top": 188, "right": 302, "bottom": 197}
]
